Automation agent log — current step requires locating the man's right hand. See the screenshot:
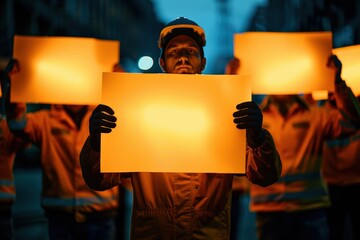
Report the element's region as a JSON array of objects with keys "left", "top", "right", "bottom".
[
  {"left": 89, "top": 104, "right": 117, "bottom": 152},
  {"left": 225, "top": 57, "right": 240, "bottom": 75},
  {"left": 327, "top": 54, "right": 343, "bottom": 83}
]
